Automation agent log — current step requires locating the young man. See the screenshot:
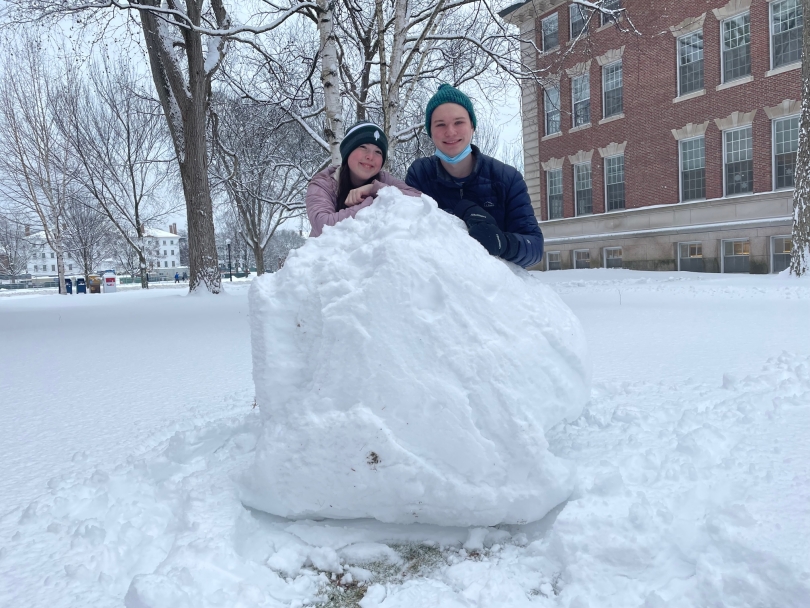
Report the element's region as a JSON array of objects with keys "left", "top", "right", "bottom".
[{"left": 406, "top": 84, "right": 544, "bottom": 268}]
